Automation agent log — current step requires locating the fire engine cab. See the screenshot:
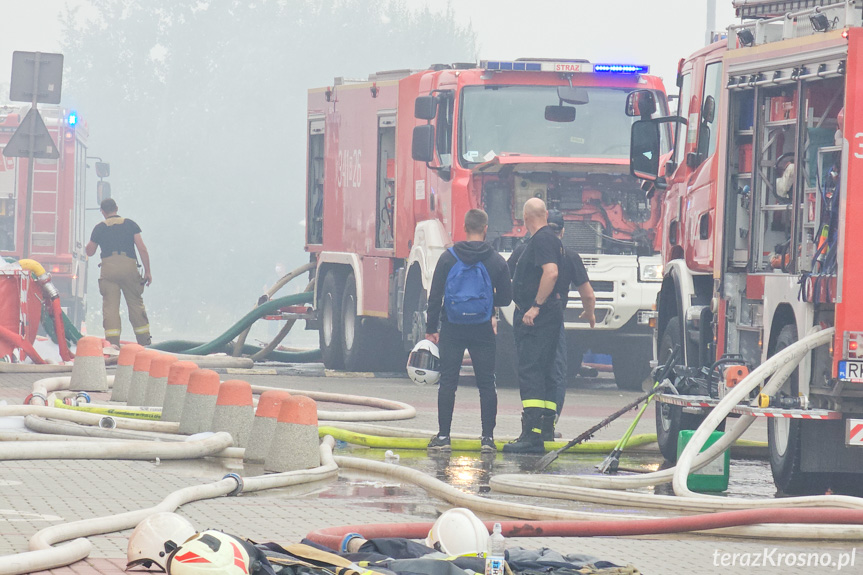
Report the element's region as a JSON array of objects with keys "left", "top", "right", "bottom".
[
  {"left": 629, "top": 0, "right": 863, "bottom": 493},
  {"left": 305, "top": 59, "right": 670, "bottom": 388}
]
